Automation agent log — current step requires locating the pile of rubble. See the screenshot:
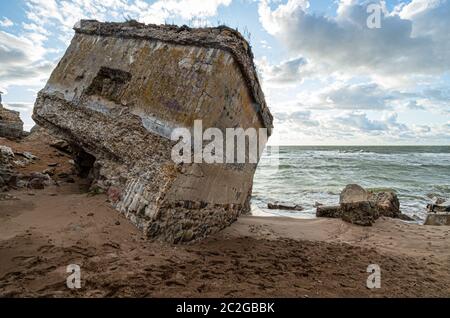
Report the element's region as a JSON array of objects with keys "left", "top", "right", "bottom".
[
  {"left": 316, "top": 184, "right": 413, "bottom": 226},
  {"left": 0, "top": 145, "right": 51, "bottom": 192},
  {"left": 1, "top": 125, "right": 78, "bottom": 194},
  {"left": 425, "top": 196, "right": 450, "bottom": 226}
]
